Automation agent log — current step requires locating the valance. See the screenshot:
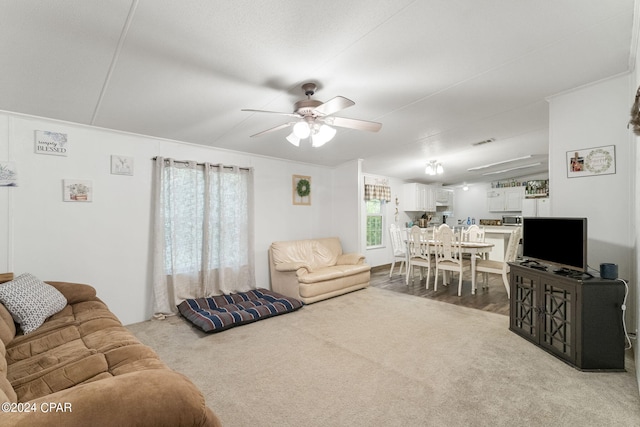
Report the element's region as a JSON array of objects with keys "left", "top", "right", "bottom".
[{"left": 364, "top": 184, "right": 391, "bottom": 202}]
